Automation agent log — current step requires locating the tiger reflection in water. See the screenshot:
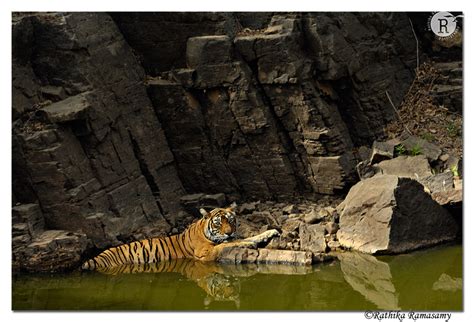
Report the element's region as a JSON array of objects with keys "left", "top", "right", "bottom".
[{"left": 94, "top": 260, "right": 242, "bottom": 308}]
